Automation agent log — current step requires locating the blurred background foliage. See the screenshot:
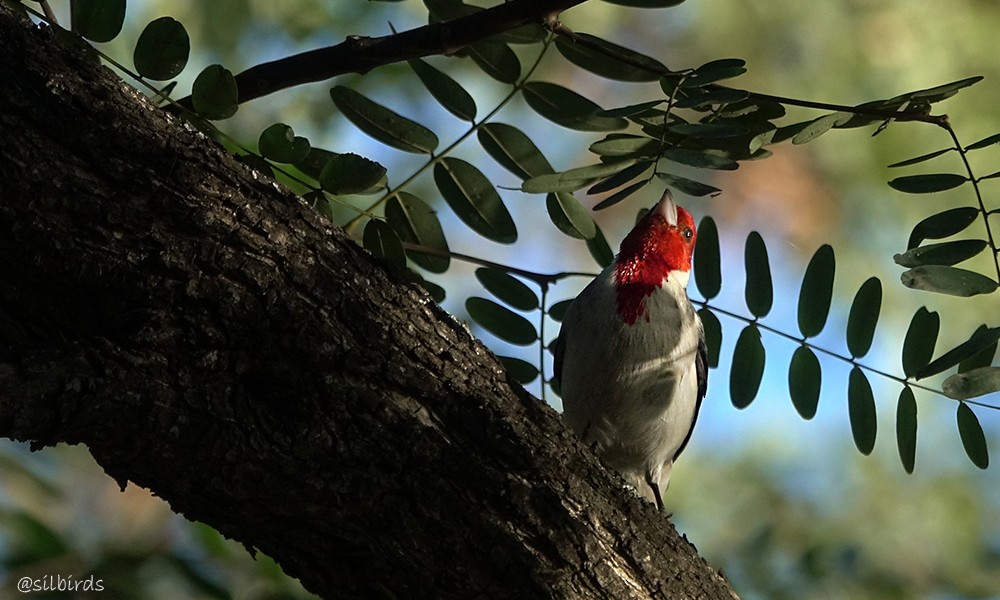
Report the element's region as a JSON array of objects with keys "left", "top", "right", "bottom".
[{"left": 2, "top": 1, "right": 1000, "bottom": 598}]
